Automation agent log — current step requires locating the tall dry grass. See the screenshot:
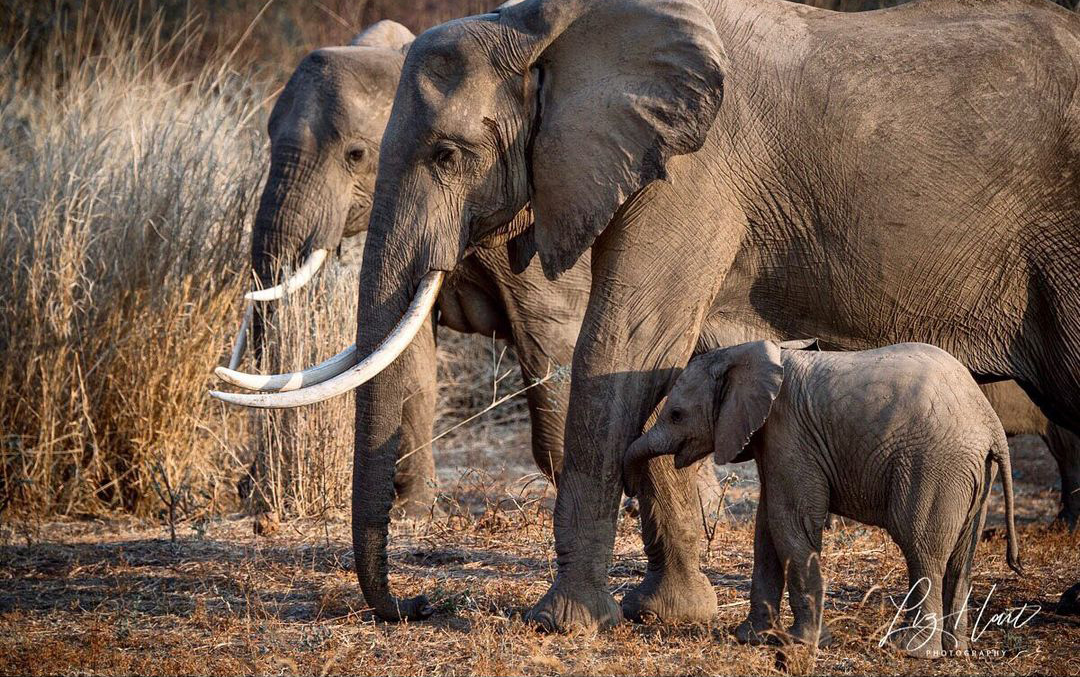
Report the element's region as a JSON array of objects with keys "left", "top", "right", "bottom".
[{"left": 0, "top": 9, "right": 266, "bottom": 517}]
